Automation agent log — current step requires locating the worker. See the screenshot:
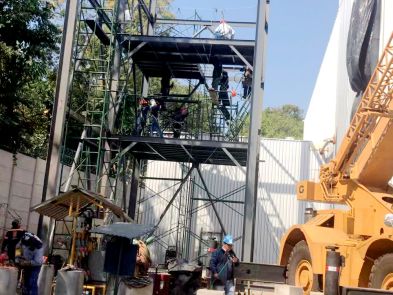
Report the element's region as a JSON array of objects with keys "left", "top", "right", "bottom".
[
  {"left": 135, "top": 97, "right": 150, "bottom": 136},
  {"left": 214, "top": 20, "right": 235, "bottom": 39},
  {"left": 160, "top": 74, "right": 174, "bottom": 99},
  {"left": 211, "top": 62, "right": 223, "bottom": 91},
  {"left": 172, "top": 106, "right": 189, "bottom": 138},
  {"left": 18, "top": 232, "right": 44, "bottom": 295},
  {"left": 209, "top": 234, "right": 239, "bottom": 295},
  {"left": 242, "top": 67, "right": 252, "bottom": 99},
  {"left": 135, "top": 240, "right": 152, "bottom": 276},
  {"left": 149, "top": 99, "right": 163, "bottom": 137},
  {"left": 1, "top": 219, "right": 25, "bottom": 264}
]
